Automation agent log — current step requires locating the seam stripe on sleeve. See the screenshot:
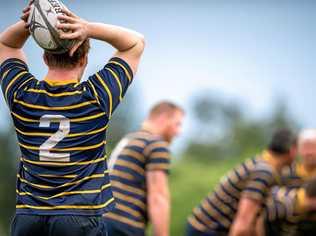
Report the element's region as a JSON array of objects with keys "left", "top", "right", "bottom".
[
  {"left": 105, "top": 67, "right": 123, "bottom": 101},
  {"left": 109, "top": 60, "right": 132, "bottom": 82},
  {"left": 95, "top": 72, "right": 113, "bottom": 118},
  {"left": 87, "top": 80, "right": 100, "bottom": 104}
]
